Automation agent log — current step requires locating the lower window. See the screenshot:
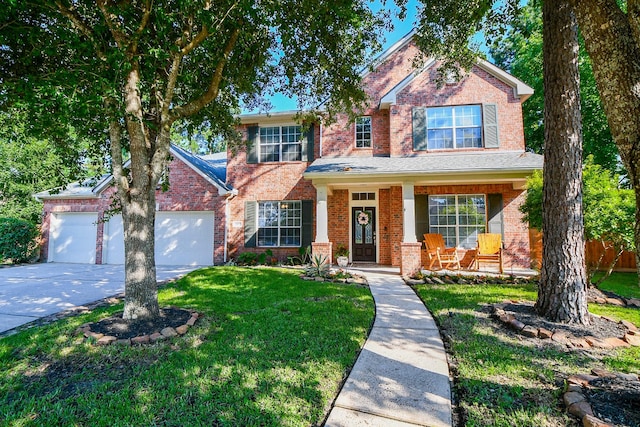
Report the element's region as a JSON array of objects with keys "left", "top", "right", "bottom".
[
  {"left": 257, "top": 201, "right": 301, "bottom": 246},
  {"left": 428, "top": 195, "right": 486, "bottom": 249}
]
